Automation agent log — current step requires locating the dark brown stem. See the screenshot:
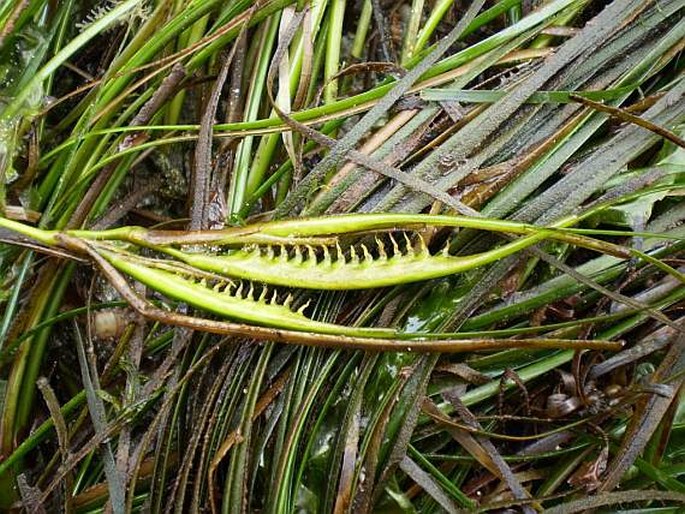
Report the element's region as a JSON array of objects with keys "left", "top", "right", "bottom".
[
  {"left": 570, "top": 93, "right": 685, "bottom": 148},
  {"left": 371, "top": 0, "right": 396, "bottom": 63},
  {"left": 91, "top": 182, "right": 157, "bottom": 229},
  {"left": 190, "top": 10, "right": 254, "bottom": 230}
]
